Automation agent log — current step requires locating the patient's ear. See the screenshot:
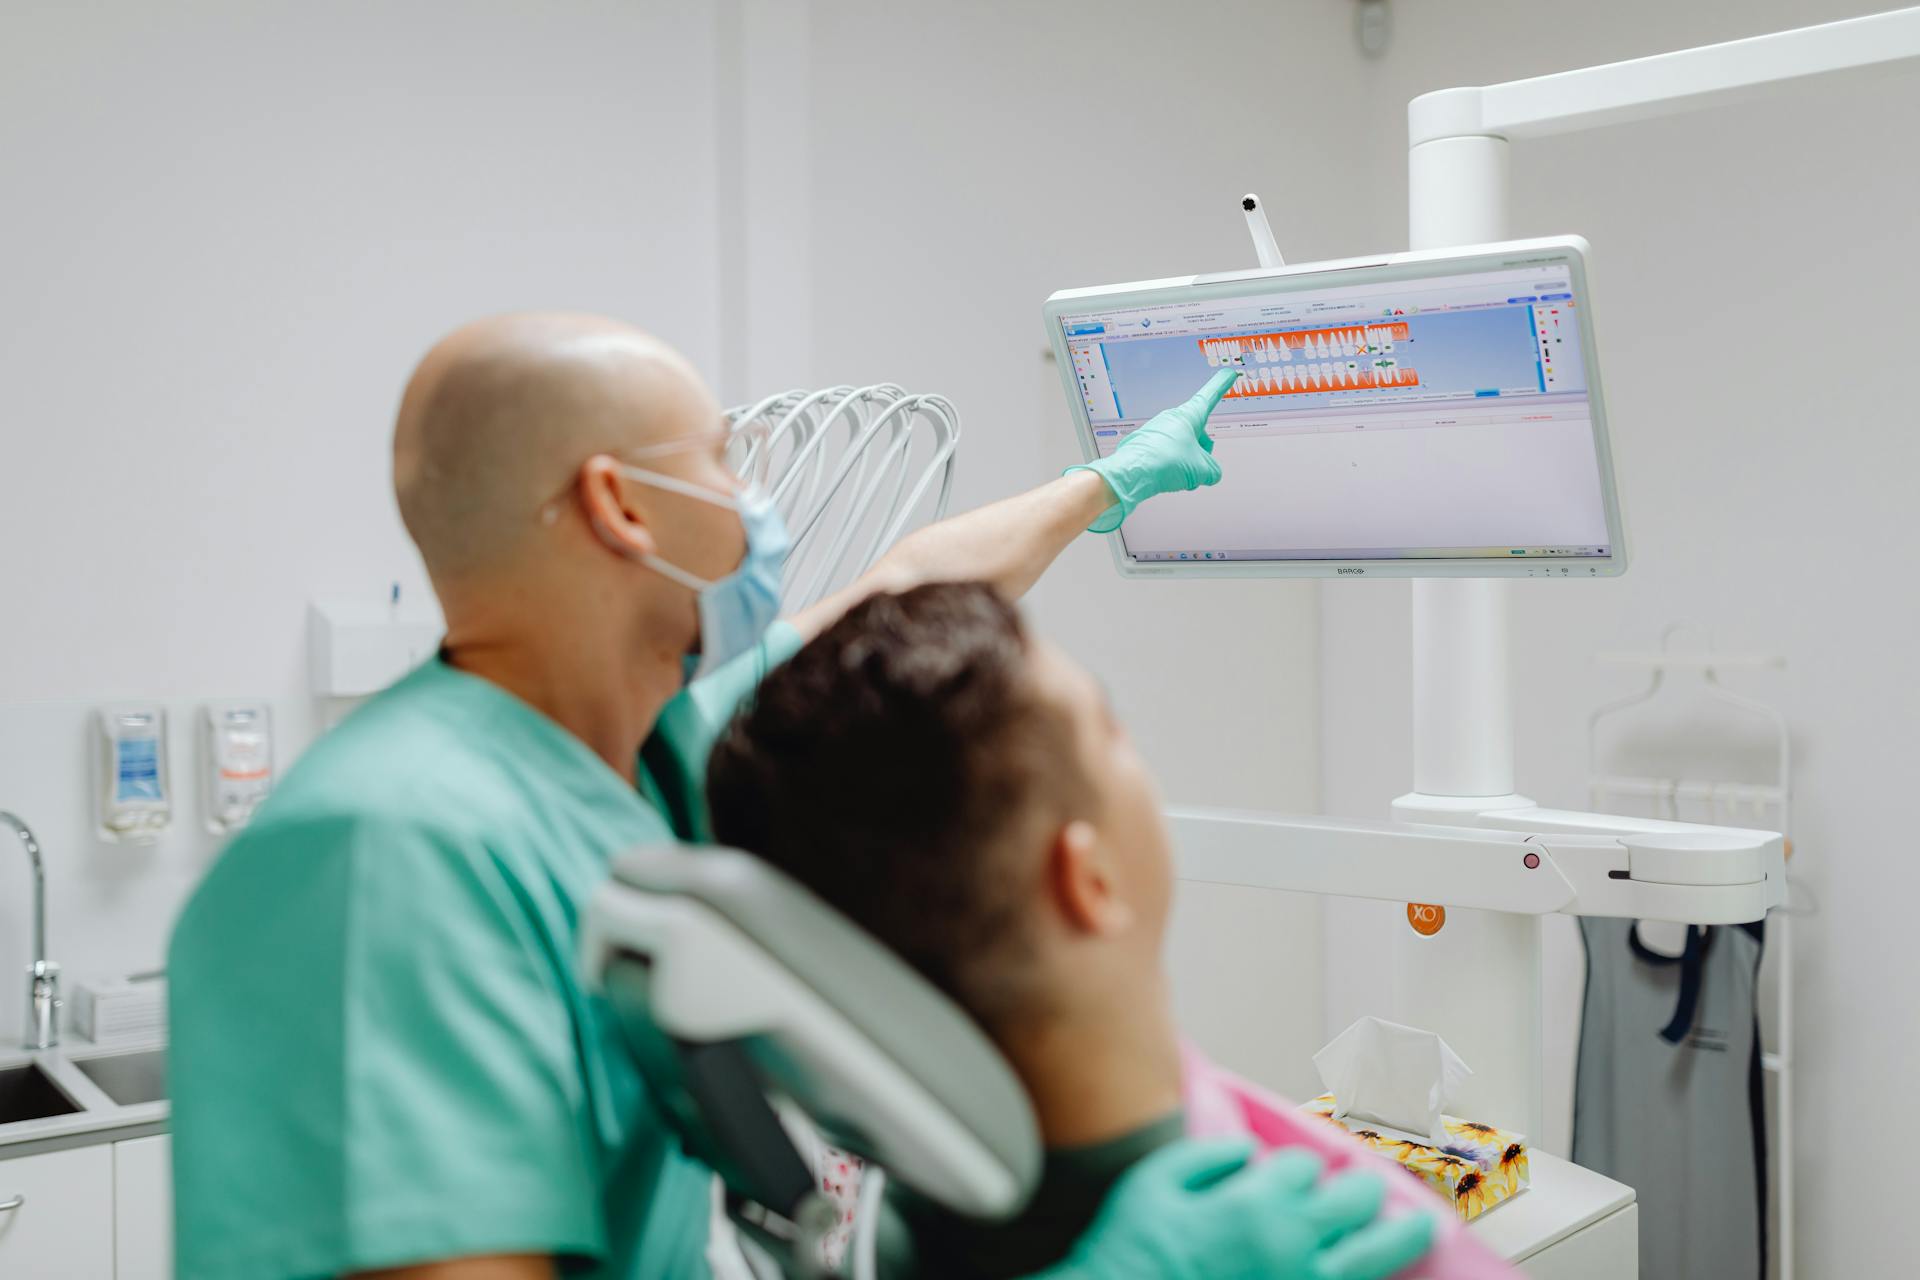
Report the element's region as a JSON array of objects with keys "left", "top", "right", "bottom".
[{"left": 1048, "top": 820, "right": 1135, "bottom": 937}]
